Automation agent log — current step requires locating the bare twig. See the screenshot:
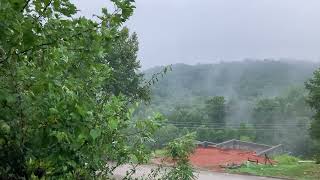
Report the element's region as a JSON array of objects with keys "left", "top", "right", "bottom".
[
  {"left": 21, "top": 0, "right": 32, "bottom": 12},
  {"left": 42, "top": 0, "right": 53, "bottom": 14},
  {"left": 35, "top": 0, "right": 53, "bottom": 21}
]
